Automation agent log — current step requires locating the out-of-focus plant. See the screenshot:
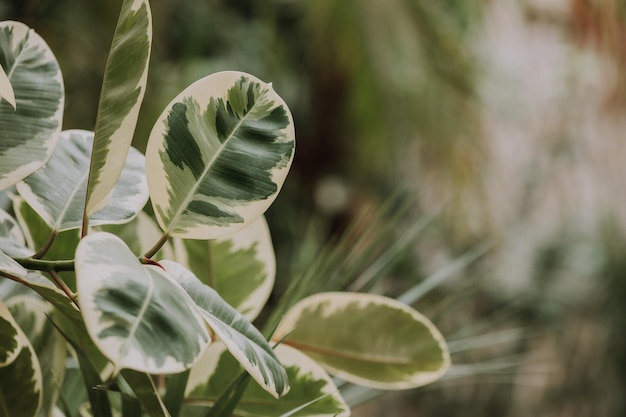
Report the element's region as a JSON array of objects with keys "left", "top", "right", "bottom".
[{"left": 0, "top": 1, "right": 451, "bottom": 416}]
